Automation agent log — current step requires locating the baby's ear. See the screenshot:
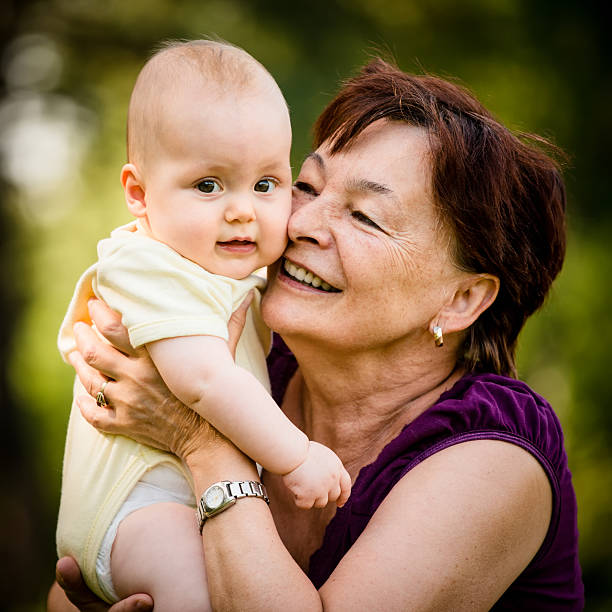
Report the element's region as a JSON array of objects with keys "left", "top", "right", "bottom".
[{"left": 121, "top": 163, "right": 147, "bottom": 217}]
